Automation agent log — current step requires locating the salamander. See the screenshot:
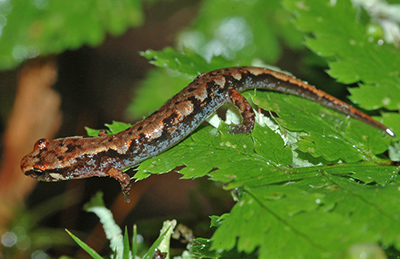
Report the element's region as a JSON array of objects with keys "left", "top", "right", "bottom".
[{"left": 20, "top": 67, "right": 395, "bottom": 202}]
